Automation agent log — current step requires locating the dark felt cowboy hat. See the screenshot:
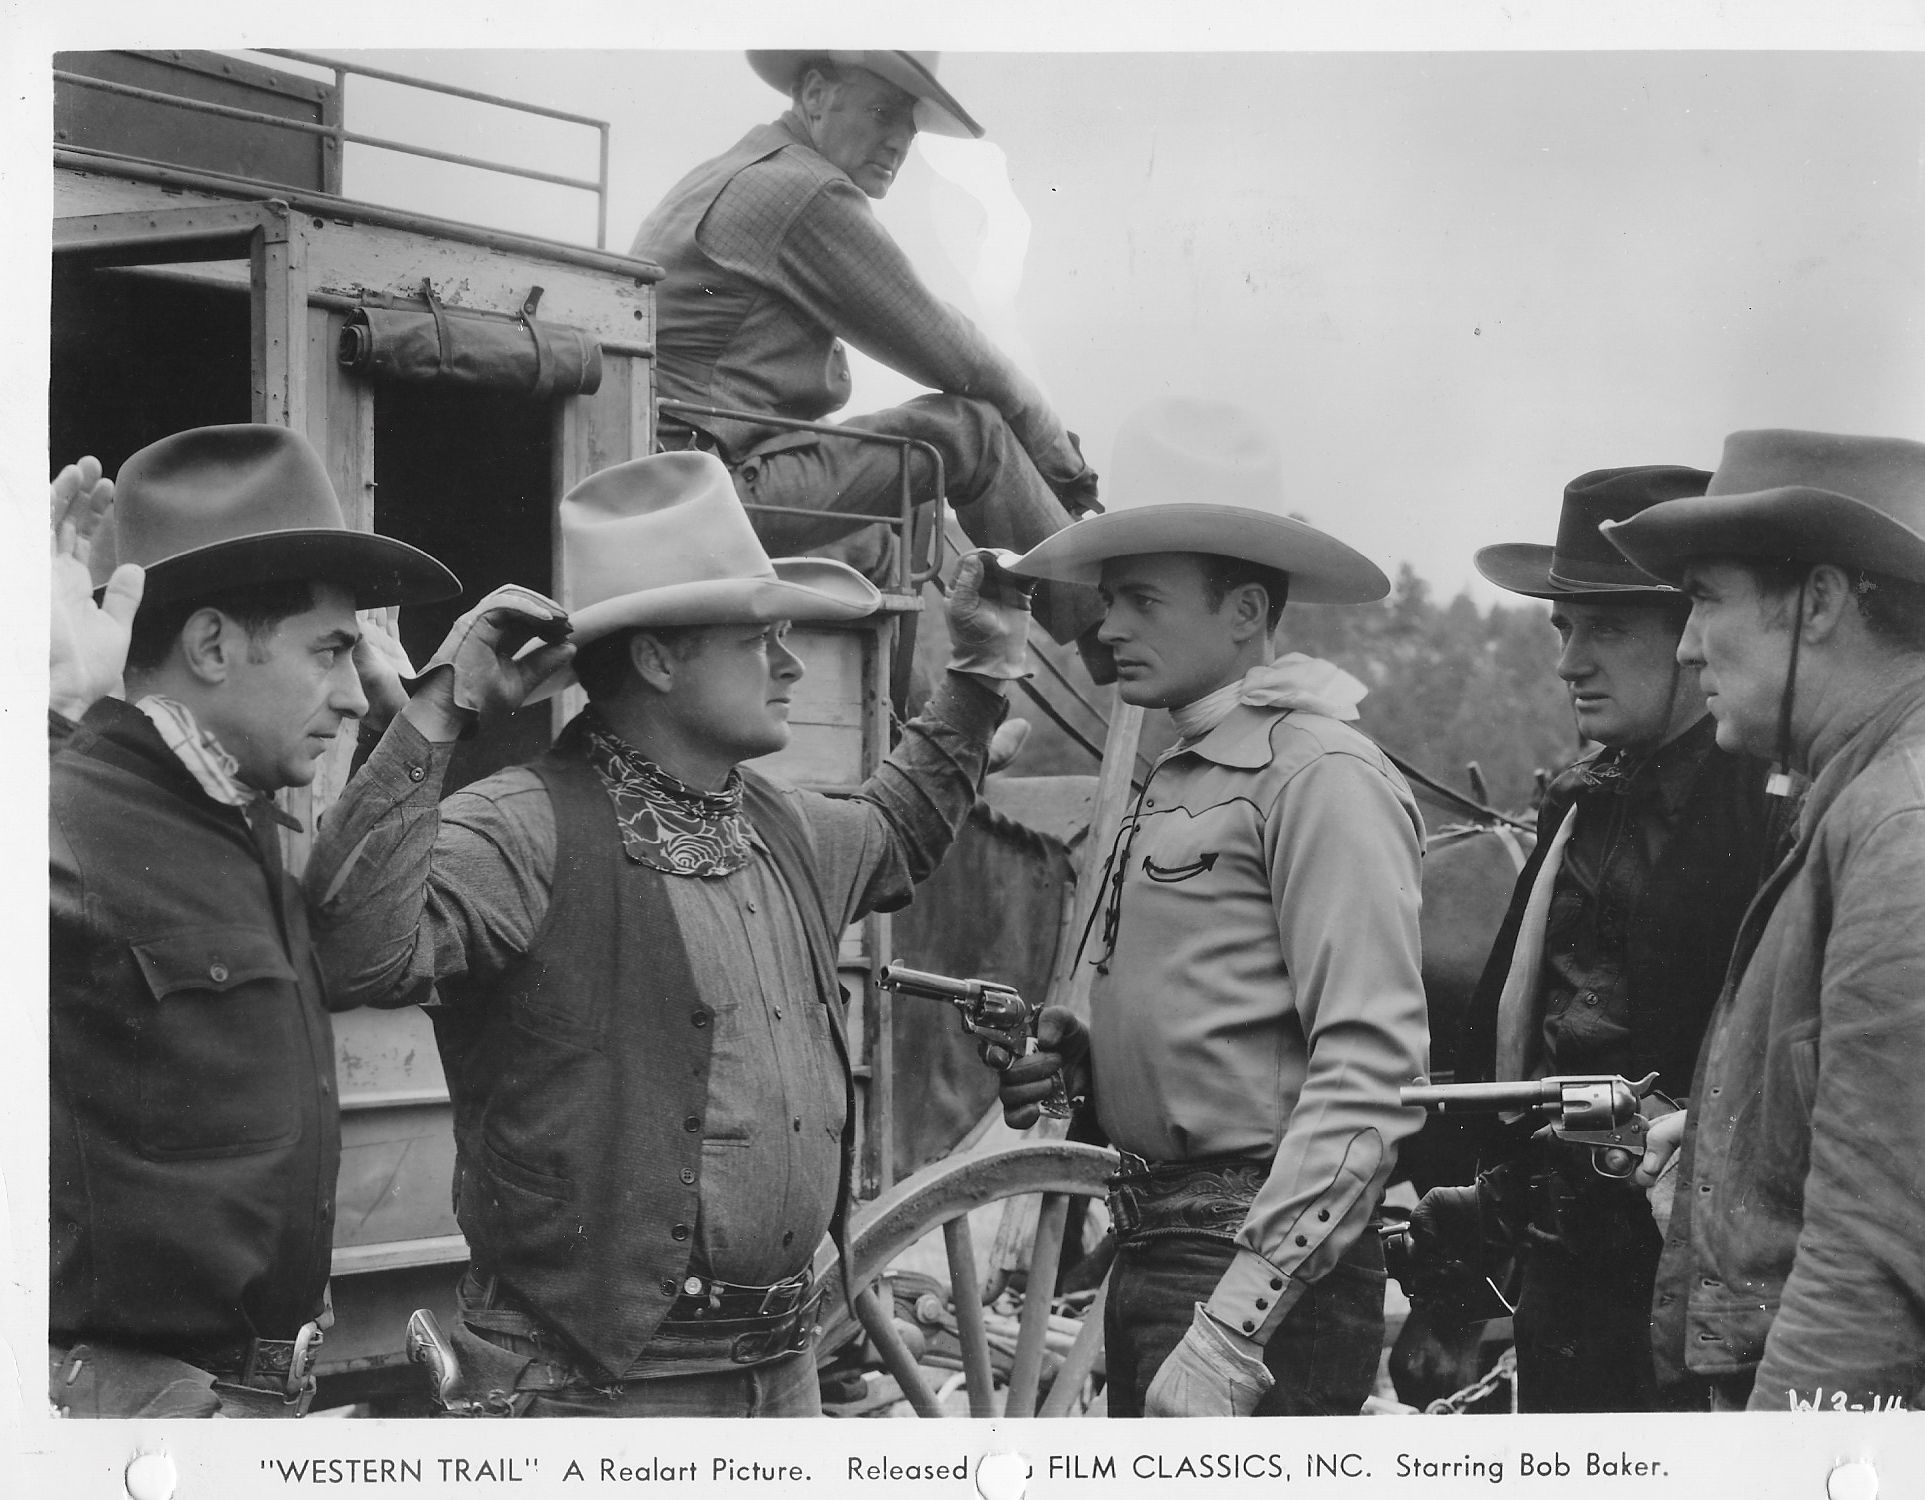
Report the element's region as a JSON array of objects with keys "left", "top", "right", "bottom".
[
  {"left": 747, "top": 50, "right": 984, "bottom": 138},
  {"left": 98, "top": 424, "right": 458, "bottom": 608},
  {"left": 1474, "top": 465, "right": 1711, "bottom": 600},
  {"left": 1602, "top": 429, "right": 1925, "bottom": 588},
  {"left": 1011, "top": 396, "right": 1389, "bottom": 604}
]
